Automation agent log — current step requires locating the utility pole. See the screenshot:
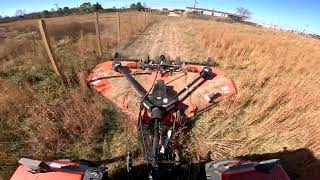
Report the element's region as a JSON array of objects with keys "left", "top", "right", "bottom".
[
  {"left": 54, "top": 3, "right": 59, "bottom": 11},
  {"left": 194, "top": 0, "right": 197, "bottom": 8}
]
